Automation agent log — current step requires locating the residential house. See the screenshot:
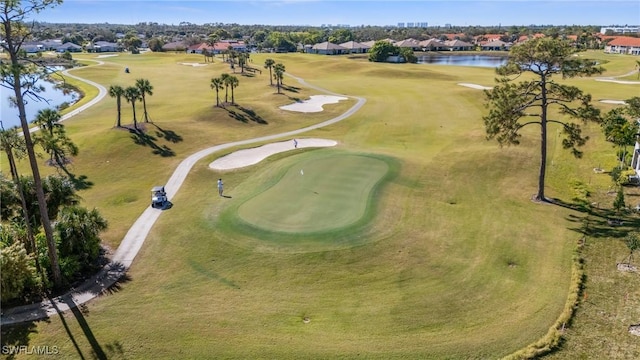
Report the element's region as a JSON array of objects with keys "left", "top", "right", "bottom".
[
  {"left": 161, "top": 41, "right": 187, "bottom": 52},
  {"left": 339, "top": 40, "right": 371, "bottom": 53},
  {"left": 395, "top": 38, "right": 422, "bottom": 51},
  {"left": 310, "top": 42, "right": 347, "bottom": 55},
  {"left": 40, "top": 39, "right": 63, "bottom": 51},
  {"left": 21, "top": 41, "right": 42, "bottom": 53},
  {"left": 604, "top": 36, "right": 640, "bottom": 55},
  {"left": 419, "top": 39, "right": 447, "bottom": 51},
  {"left": 480, "top": 39, "right": 511, "bottom": 51},
  {"left": 86, "top": 41, "right": 121, "bottom": 53},
  {"left": 443, "top": 39, "right": 474, "bottom": 51},
  {"left": 57, "top": 42, "right": 82, "bottom": 53}
]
